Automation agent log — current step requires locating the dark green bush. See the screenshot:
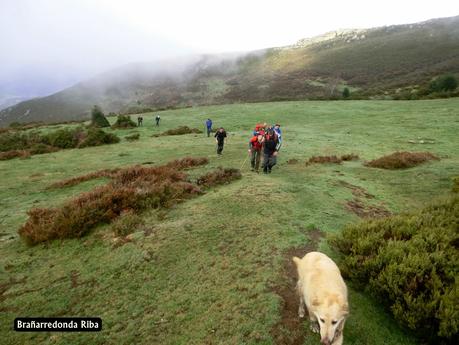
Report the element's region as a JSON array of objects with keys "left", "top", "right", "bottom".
[
  {"left": 9, "top": 122, "right": 22, "bottom": 128},
  {"left": 125, "top": 133, "right": 140, "bottom": 141},
  {"left": 153, "top": 126, "right": 203, "bottom": 137},
  {"left": 330, "top": 196, "right": 459, "bottom": 342},
  {"left": 112, "top": 115, "right": 137, "bottom": 129},
  {"left": 429, "top": 75, "right": 458, "bottom": 93},
  {"left": 0, "top": 132, "right": 30, "bottom": 151},
  {"left": 29, "top": 143, "right": 59, "bottom": 155},
  {"left": 45, "top": 128, "right": 82, "bottom": 149},
  {"left": 90, "top": 105, "right": 110, "bottom": 127},
  {"left": 0, "top": 126, "right": 120, "bottom": 159},
  {"left": 78, "top": 128, "right": 120, "bottom": 148}
]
